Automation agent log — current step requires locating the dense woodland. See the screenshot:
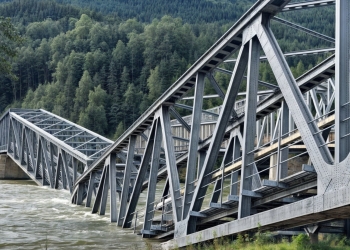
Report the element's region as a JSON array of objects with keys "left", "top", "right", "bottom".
[{"left": 0, "top": 0, "right": 335, "bottom": 139}]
